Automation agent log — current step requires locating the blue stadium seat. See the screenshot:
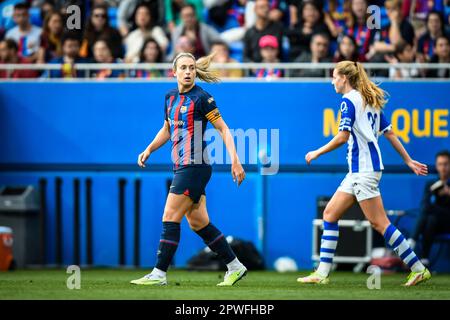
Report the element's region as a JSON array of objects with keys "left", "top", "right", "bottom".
[
  {"left": 108, "top": 7, "right": 118, "bottom": 29},
  {"left": 380, "top": 6, "right": 389, "bottom": 29},
  {"left": 29, "top": 7, "right": 42, "bottom": 27},
  {"left": 229, "top": 41, "right": 243, "bottom": 62}
]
